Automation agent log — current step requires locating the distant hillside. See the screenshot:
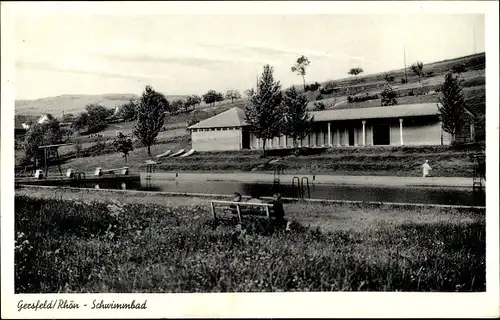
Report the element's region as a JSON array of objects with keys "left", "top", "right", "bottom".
[{"left": 15, "top": 93, "right": 189, "bottom": 117}]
